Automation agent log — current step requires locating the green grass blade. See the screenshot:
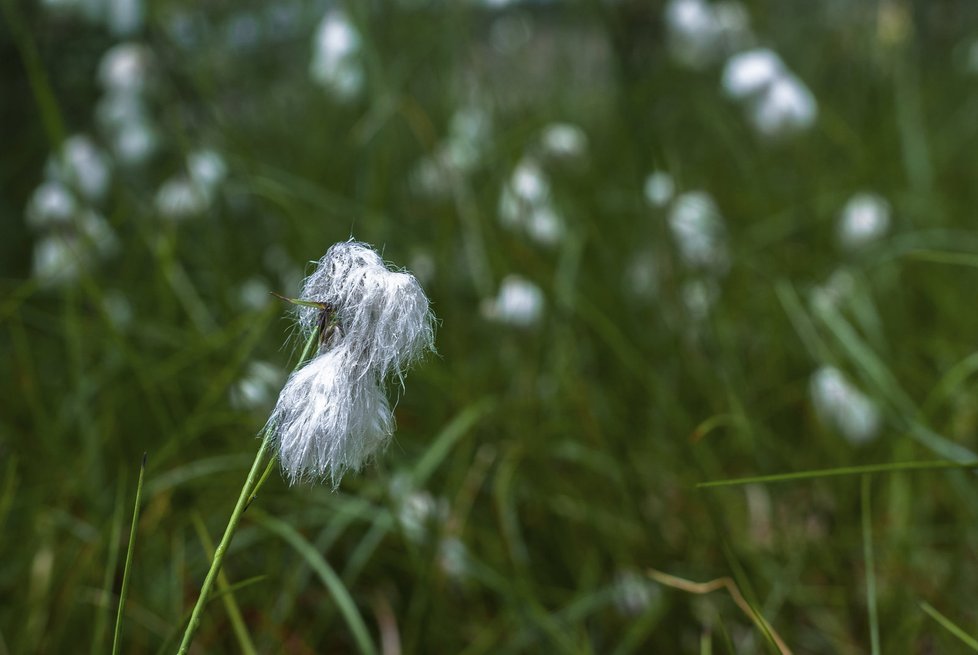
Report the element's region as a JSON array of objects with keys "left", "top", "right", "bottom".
[
  {"left": 255, "top": 511, "right": 378, "bottom": 655},
  {"left": 111, "top": 453, "right": 147, "bottom": 655},
  {"left": 697, "top": 460, "right": 978, "bottom": 488},
  {"left": 191, "top": 513, "right": 258, "bottom": 655},
  {"left": 920, "top": 601, "right": 978, "bottom": 651},
  {"left": 861, "top": 475, "right": 880, "bottom": 655}
]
